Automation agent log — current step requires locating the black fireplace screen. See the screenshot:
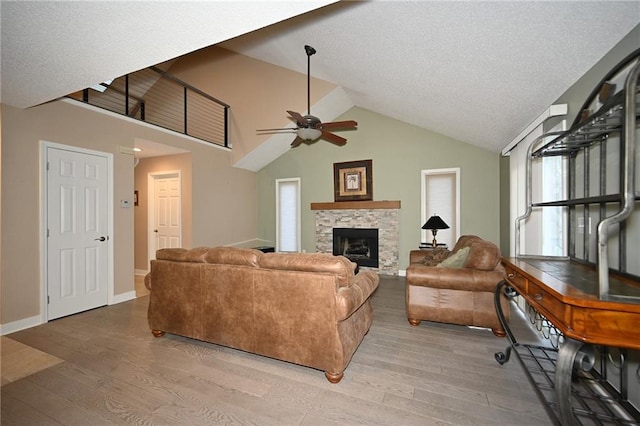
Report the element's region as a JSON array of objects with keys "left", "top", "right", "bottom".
[{"left": 333, "top": 228, "right": 379, "bottom": 268}]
